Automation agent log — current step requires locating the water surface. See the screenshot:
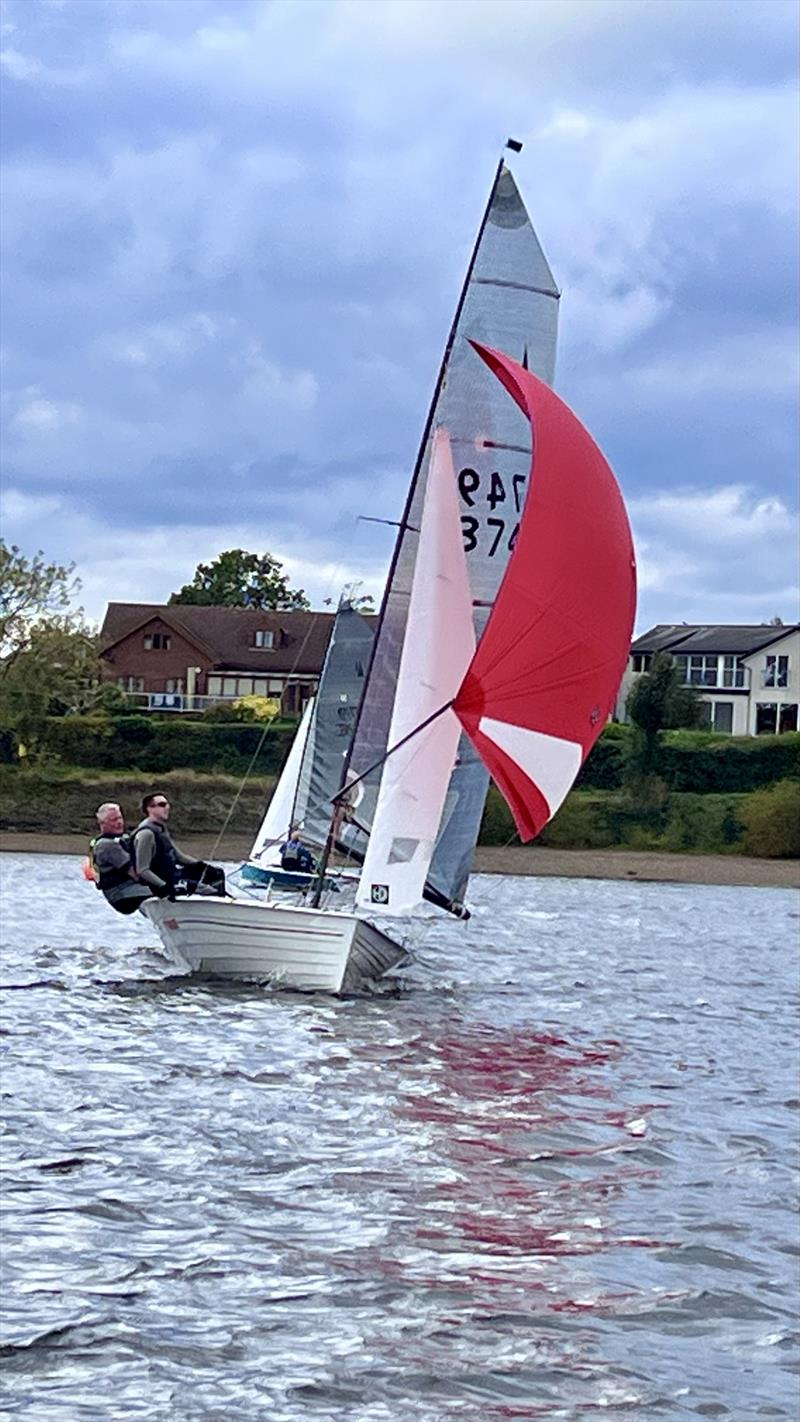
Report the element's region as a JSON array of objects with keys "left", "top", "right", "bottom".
[{"left": 1, "top": 853, "right": 798, "bottom": 1419}]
